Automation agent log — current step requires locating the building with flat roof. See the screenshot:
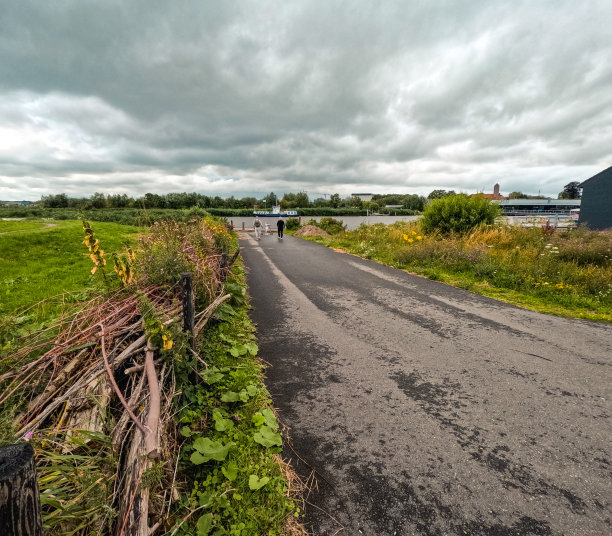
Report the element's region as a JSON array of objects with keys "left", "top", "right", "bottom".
[
  {"left": 579, "top": 166, "right": 611, "bottom": 230},
  {"left": 495, "top": 199, "right": 581, "bottom": 215},
  {"left": 351, "top": 193, "right": 373, "bottom": 202}
]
